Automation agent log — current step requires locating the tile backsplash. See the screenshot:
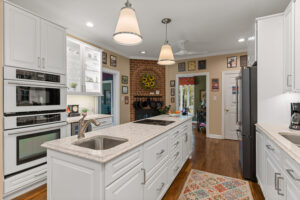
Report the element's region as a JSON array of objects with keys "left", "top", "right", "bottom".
[{"left": 67, "top": 95, "right": 98, "bottom": 114}]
